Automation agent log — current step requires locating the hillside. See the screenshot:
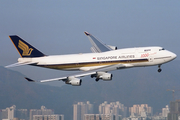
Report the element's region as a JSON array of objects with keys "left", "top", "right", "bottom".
[{"left": 0, "top": 60, "right": 180, "bottom": 120}]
